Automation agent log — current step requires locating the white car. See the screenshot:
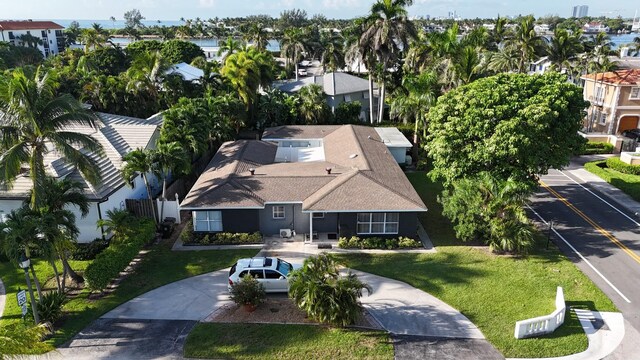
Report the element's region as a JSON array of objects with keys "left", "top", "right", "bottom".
[
  {"left": 300, "top": 60, "right": 312, "bottom": 67},
  {"left": 228, "top": 257, "right": 300, "bottom": 293},
  {"left": 297, "top": 68, "right": 308, "bottom": 76}
]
